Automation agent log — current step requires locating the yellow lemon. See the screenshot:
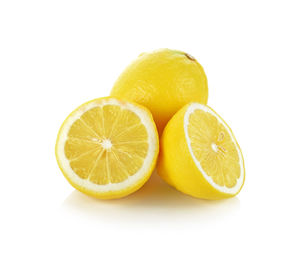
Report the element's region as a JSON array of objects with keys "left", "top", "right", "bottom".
[
  {"left": 110, "top": 49, "right": 208, "bottom": 135},
  {"left": 55, "top": 97, "right": 159, "bottom": 199},
  {"left": 157, "top": 103, "right": 245, "bottom": 199}
]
